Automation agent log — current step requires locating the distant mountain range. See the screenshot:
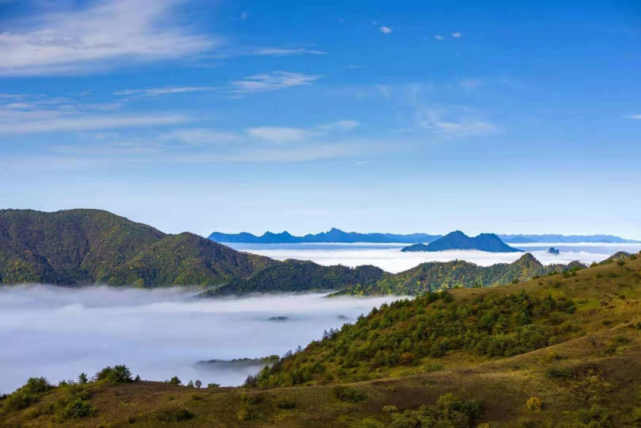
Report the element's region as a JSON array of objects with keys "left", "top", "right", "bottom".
[
  {"left": 209, "top": 229, "right": 639, "bottom": 244},
  {"left": 499, "top": 234, "right": 639, "bottom": 244},
  {"left": 209, "top": 228, "right": 441, "bottom": 244},
  {"left": 402, "top": 231, "right": 522, "bottom": 253}
]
